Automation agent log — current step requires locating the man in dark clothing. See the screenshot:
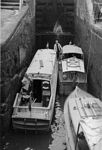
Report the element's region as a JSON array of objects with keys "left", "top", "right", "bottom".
[{"left": 54, "top": 40, "right": 62, "bottom": 60}]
